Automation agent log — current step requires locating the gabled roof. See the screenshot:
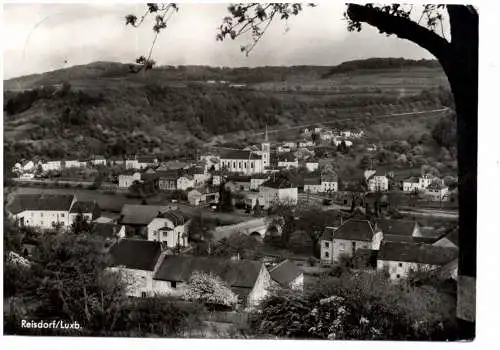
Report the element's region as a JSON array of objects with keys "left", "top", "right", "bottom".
[
  {"left": 70, "top": 201, "right": 98, "bottom": 214},
  {"left": 109, "top": 239, "right": 162, "bottom": 271},
  {"left": 120, "top": 204, "right": 173, "bottom": 226},
  {"left": 227, "top": 175, "right": 251, "bottom": 183},
  {"left": 378, "top": 241, "right": 458, "bottom": 265},
  {"left": 321, "top": 173, "right": 338, "bottom": 182},
  {"left": 333, "top": 219, "right": 375, "bottom": 242},
  {"left": 427, "top": 182, "right": 447, "bottom": 190},
  {"left": 269, "top": 259, "right": 302, "bottom": 287},
  {"left": 375, "top": 219, "right": 417, "bottom": 237},
  {"left": 261, "top": 176, "right": 295, "bottom": 189},
  {"left": 434, "top": 228, "right": 459, "bottom": 248},
  {"left": 404, "top": 176, "right": 419, "bottom": 184},
  {"left": 157, "top": 170, "right": 180, "bottom": 179},
  {"left": 304, "top": 177, "right": 321, "bottom": 186},
  {"left": 219, "top": 150, "right": 260, "bottom": 160},
  {"left": 137, "top": 156, "right": 157, "bottom": 163},
  {"left": 157, "top": 210, "right": 190, "bottom": 226},
  {"left": 7, "top": 194, "right": 75, "bottom": 214},
  {"left": 153, "top": 256, "right": 263, "bottom": 289}
]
